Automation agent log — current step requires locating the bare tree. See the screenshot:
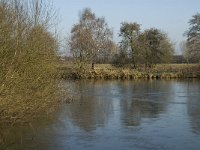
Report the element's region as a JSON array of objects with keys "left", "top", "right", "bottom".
[{"left": 69, "top": 8, "right": 113, "bottom": 70}]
